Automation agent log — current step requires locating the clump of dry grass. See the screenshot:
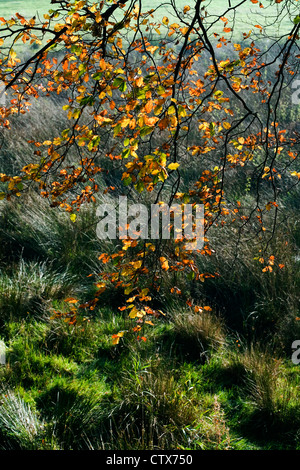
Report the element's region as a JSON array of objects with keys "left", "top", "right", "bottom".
[
  {"left": 170, "top": 308, "right": 226, "bottom": 361},
  {"left": 223, "top": 342, "right": 300, "bottom": 438},
  {"left": 239, "top": 345, "right": 293, "bottom": 419}
]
